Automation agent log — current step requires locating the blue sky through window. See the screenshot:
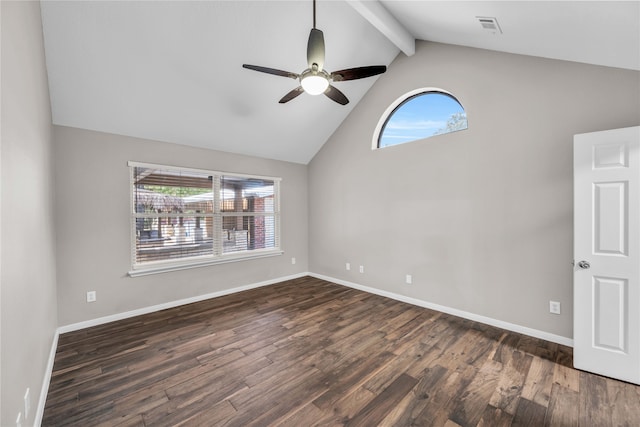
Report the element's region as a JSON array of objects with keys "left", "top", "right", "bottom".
[{"left": 379, "top": 92, "right": 467, "bottom": 148}]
